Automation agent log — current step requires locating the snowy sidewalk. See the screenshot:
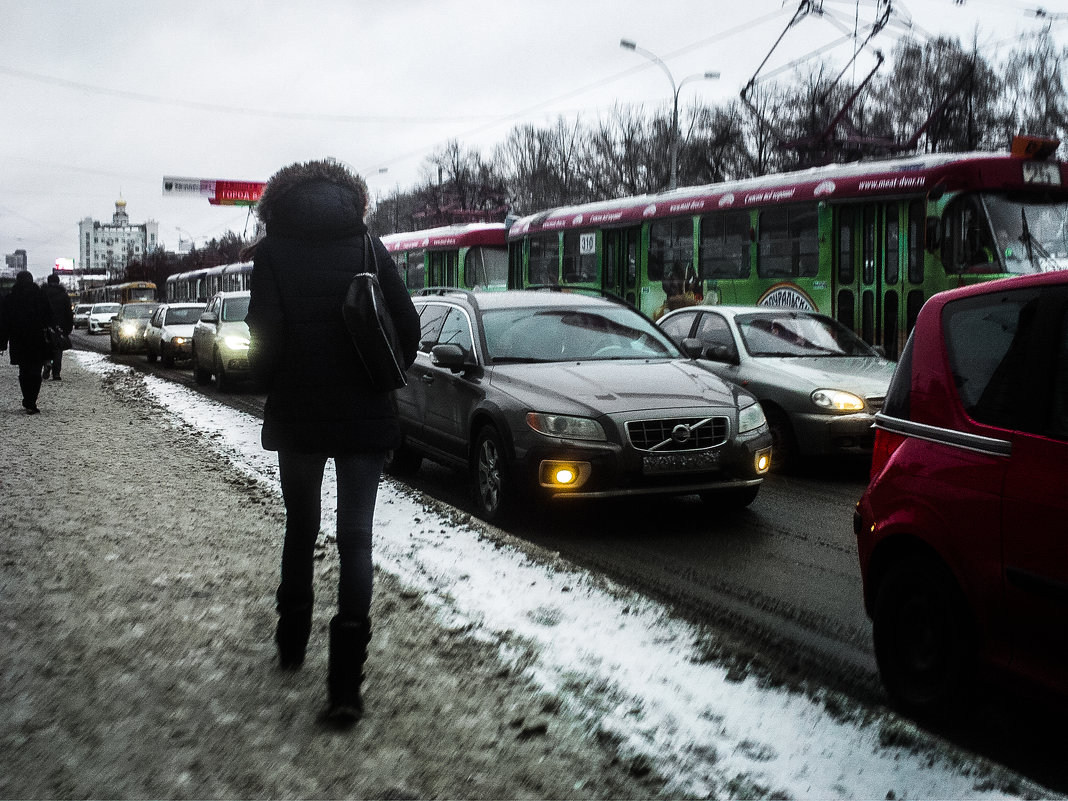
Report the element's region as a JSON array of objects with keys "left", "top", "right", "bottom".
[{"left": 0, "top": 353, "right": 1055, "bottom": 799}]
